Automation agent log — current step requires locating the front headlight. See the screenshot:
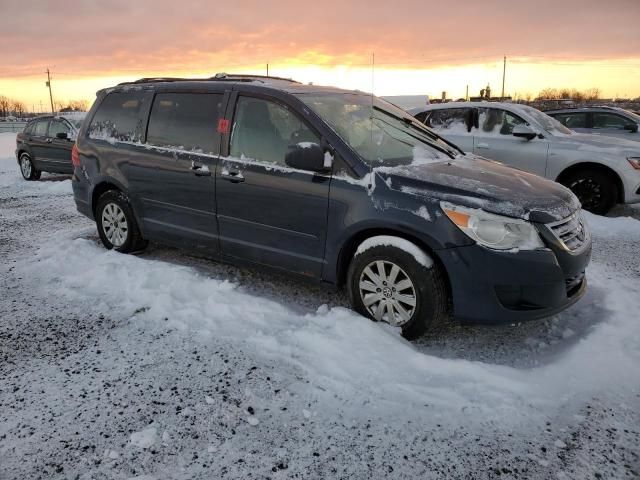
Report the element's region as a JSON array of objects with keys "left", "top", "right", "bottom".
[{"left": 441, "top": 202, "right": 545, "bottom": 251}]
